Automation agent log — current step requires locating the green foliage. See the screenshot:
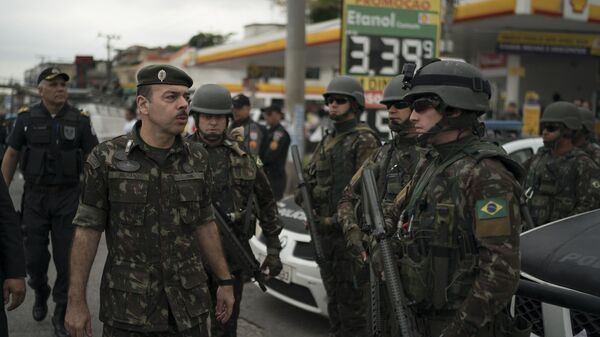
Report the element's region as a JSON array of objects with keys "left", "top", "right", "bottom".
[
  {"left": 308, "top": 0, "right": 341, "bottom": 23},
  {"left": 188, "top": 32, "right": 233, "bottom": 48}
]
